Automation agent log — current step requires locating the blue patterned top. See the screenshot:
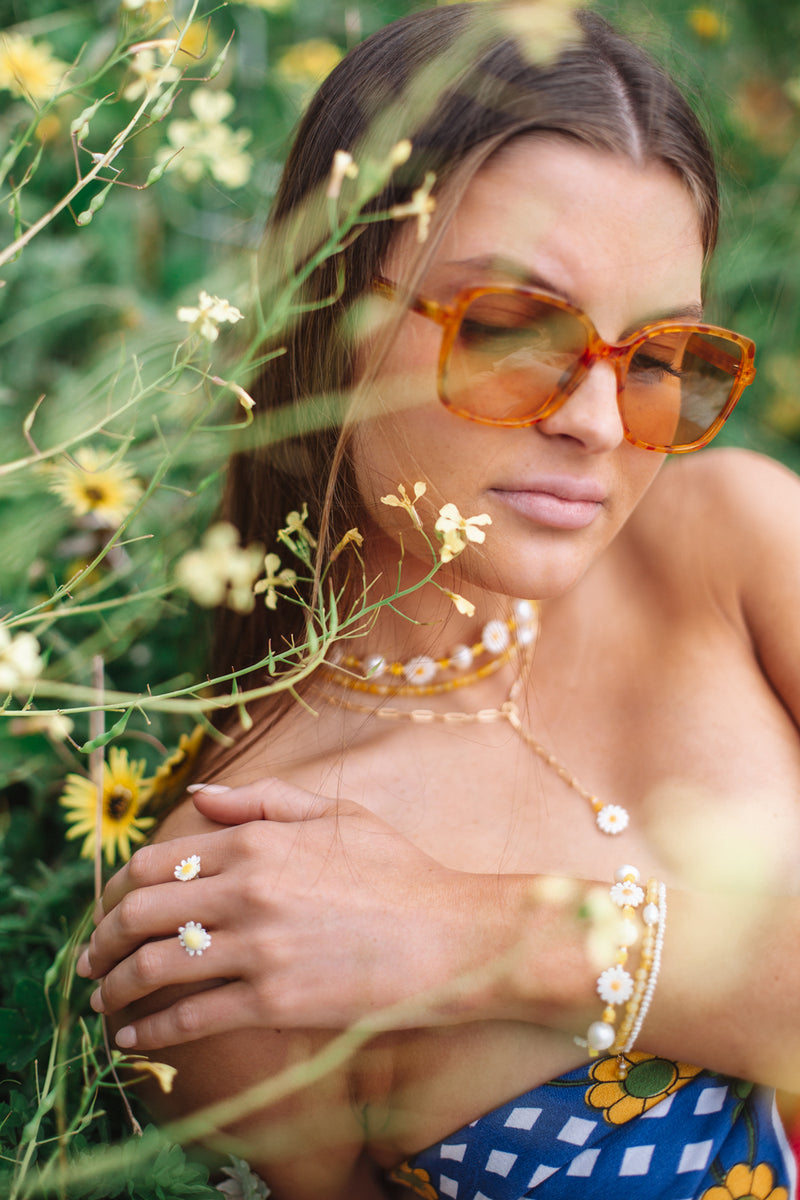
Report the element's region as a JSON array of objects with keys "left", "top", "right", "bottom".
[{"left": 387, "top": 1052, "right": 797, "bottom": 1200}]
